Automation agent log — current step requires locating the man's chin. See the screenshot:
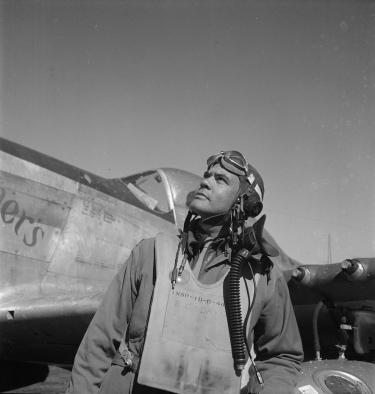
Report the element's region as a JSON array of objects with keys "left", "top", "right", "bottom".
[{"left": 188, "top": 200, "right": 209, "bottom": 217}]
